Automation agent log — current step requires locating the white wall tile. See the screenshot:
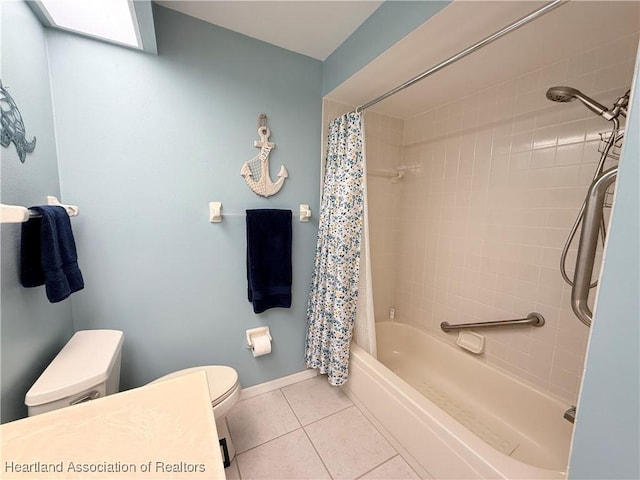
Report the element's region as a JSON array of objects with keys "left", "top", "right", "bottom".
[
  {"left": 370, "top": 32, "right": 639, "bottom": 406},
  {"left": 290, "top": 42, "right": 629, "bottom": 461},
  {"left": 533, "top": 127, "right": 559, "bottom": 149}
]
